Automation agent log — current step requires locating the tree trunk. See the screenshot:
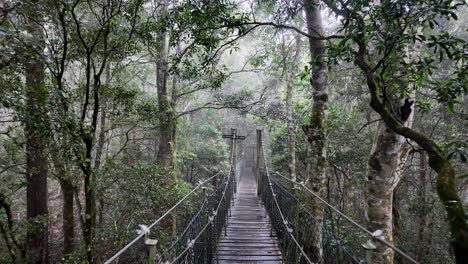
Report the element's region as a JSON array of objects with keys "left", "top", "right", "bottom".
[
  {"left": 94, "top": 109, "right": 107, "bottom": 170},
  {"left": 155, "top": 0, "right": 179, "bottom": 239},
  {"left": 25, "top": 9, "right": 49, "bottom": 263},
  {"left": 302, "top": 1, "right": 329, "bottom": 262},
  {"left": 366, "top": 106, "right": 414, "bottom": 264},
  {"left": 50, "top": 129, "right": 75, "bottom": 260},
  {"left": 416, "top": 152, "right": 428, "bottom": 262},
  {"left": 353, "top": 27, "right": 468, "bottom": 263},
  {"left": 365, "top": 15, "right": 419, "bottom": 262},
  {"left": 156, "top": 0, "right": 175, "bottom": 171},
  {"left": 392, "top": 183, "right": 402, "bottom": 264},
  {"left": 0, "top": 193, "right": 26, "bottom": 262},
  {"left": 83, "top": 142, "right": 96, "bottom": 263},
  {"left": 0, "top": 0, "right": 4, "bottom": 25},
  {"left": 60, "top": 179, "right": 74, "bottom": 258},
  {"left": 285, "top": 35, "right": 301, "bottom": 181}
]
